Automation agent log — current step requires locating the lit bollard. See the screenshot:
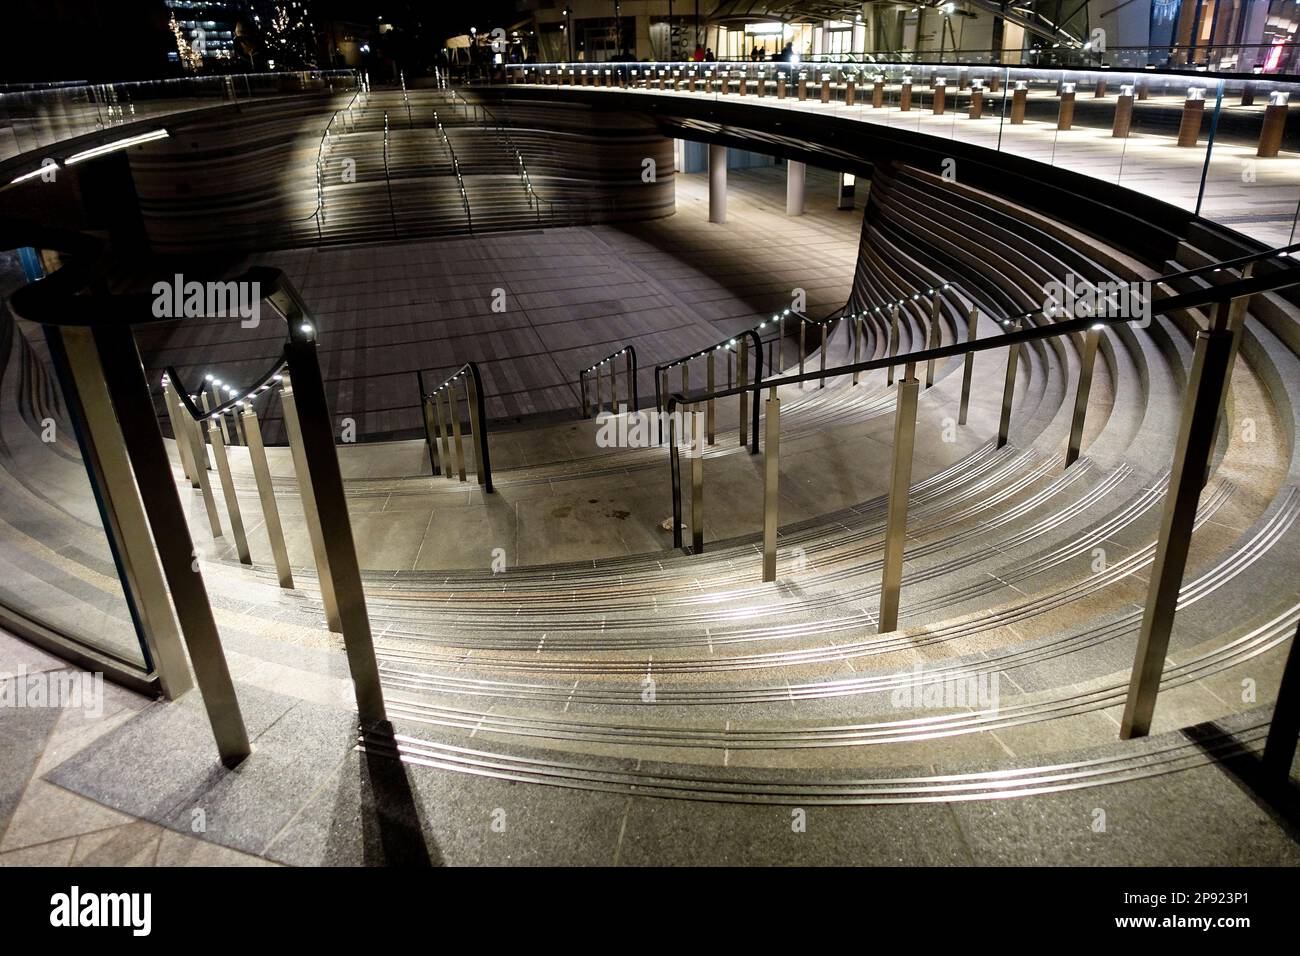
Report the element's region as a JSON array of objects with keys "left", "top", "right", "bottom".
[
  {"left": 1010, "top": 80, "right": 1027, "bottom": 123},
  {"left": 969, "top": 83, "right": 984, "bottom": 119},
  {"left": 1057, "top": 82, "right": 1077, "bottom": 130},
  {"left": 1177, "top": 86, "right": 1206, "bottom": 147},
  {"left": 872, "top": 74, "right": 884, "bottom": 108},
  {"left": 933, "top": 77, "right": 947, "bottom": 115},
  {"left": 900, "top": 75, "right": 913, "bottom": 111},
  {"left": 1258, "top": 90, "right": 1289, "bottom": 157},
  {"left": 1113, "top": 84, "right": 1135, "bottom": 137},
  {"left": 878, "top": 362, "right": 919, "bottom": 633}
]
